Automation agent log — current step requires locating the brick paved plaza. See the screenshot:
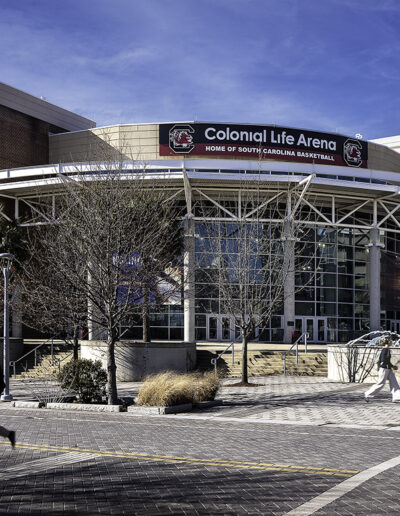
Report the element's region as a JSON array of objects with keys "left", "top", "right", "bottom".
[{"left": 1, "top": 376, "right": 400, "bottom": 514}]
